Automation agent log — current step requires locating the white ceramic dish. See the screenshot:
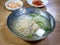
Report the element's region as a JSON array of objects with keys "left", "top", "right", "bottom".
[
  {"left": 26, "top": 0, "right": 48, "bottom": 7},
  {"left": 5, "top": 0, "right": 23, "bottom": 11}
]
